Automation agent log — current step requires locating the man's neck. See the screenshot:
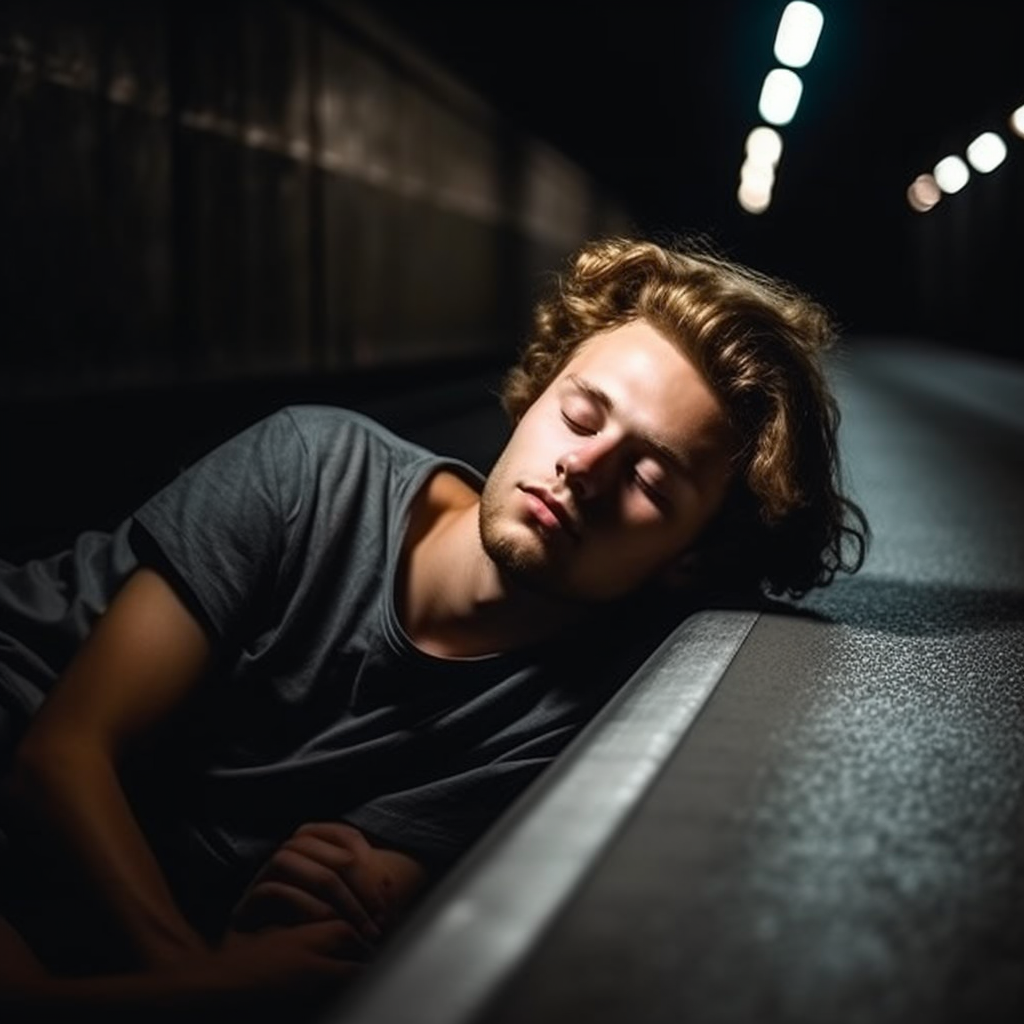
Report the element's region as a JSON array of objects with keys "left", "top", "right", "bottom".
[{"left": 398, "top": 470, "right": 585, "bottom": 659}]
